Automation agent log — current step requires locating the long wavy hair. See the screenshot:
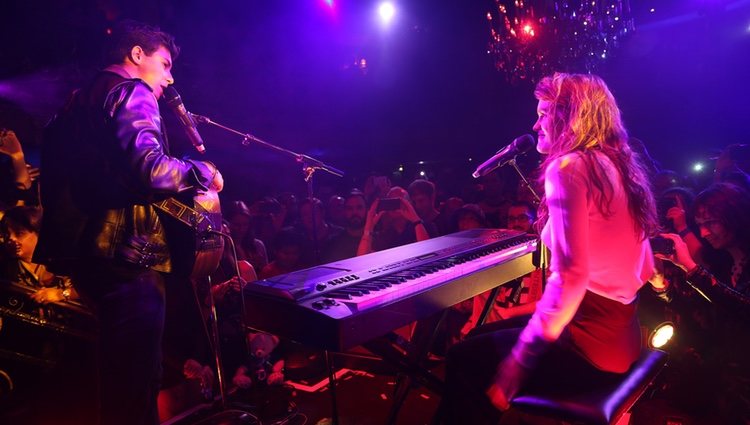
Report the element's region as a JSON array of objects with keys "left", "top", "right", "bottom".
[{"left": 534, "top": 73, "right": 658, "bottom": 239}]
